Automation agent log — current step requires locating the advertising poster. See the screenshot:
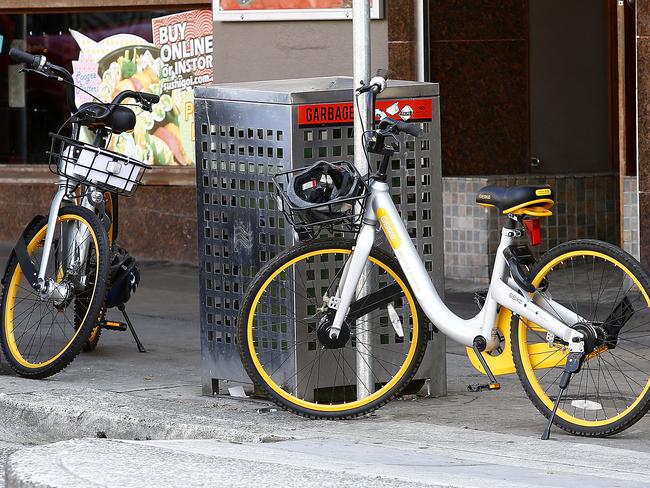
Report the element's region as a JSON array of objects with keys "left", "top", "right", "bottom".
[
  {"left": 71, "top": 9, "right": 214, "bottom": 167},
  {"left": 214, "top": 0, "right": 383, "bottom": 21}
]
